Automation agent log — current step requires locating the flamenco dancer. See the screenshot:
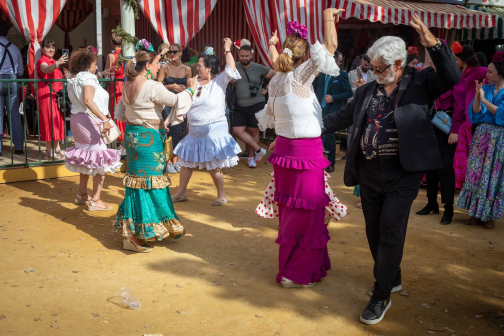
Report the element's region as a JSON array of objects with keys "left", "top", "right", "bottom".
[
  {"left": 256, "top": 9, "right": 345, "bottom": 289},
  {"left": 322, "top": 15, "right": 460, "bottom": 324}
]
